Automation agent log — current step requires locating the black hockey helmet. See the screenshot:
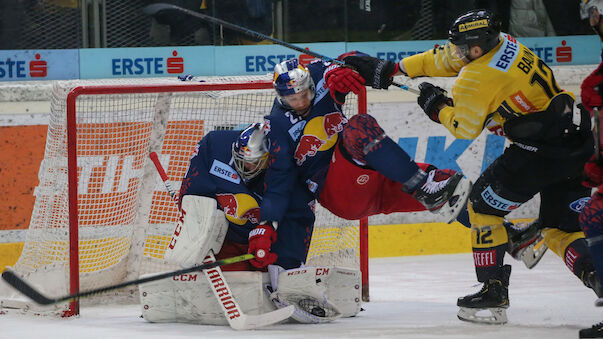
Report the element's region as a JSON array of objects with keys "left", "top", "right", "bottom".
[{"left": 448, "top": 9, "right": 501, "bottom": 59}]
